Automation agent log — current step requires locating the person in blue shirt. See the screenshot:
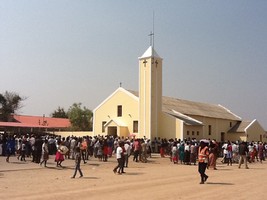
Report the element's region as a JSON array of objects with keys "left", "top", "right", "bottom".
[{"left": 6, "top": 136, "right": 15, "bottom": 162}]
